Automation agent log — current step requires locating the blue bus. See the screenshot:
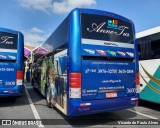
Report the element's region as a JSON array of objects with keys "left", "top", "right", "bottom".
[
  {"left": 32, "top": 8, "right": 139, "bottom": 116},
  {"left": 0, "top": 28, "right": 24, "bottom": 97}
]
